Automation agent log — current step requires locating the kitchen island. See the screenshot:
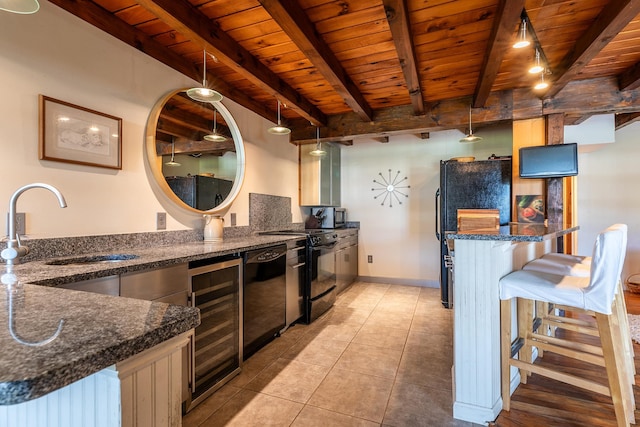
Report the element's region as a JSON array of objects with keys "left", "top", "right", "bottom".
[
  {"left": 0, "top": 232, "right": 300, "bottom": 426},
  {"left": 446, "top": 223, "right": 578, "bottom": 425}
]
